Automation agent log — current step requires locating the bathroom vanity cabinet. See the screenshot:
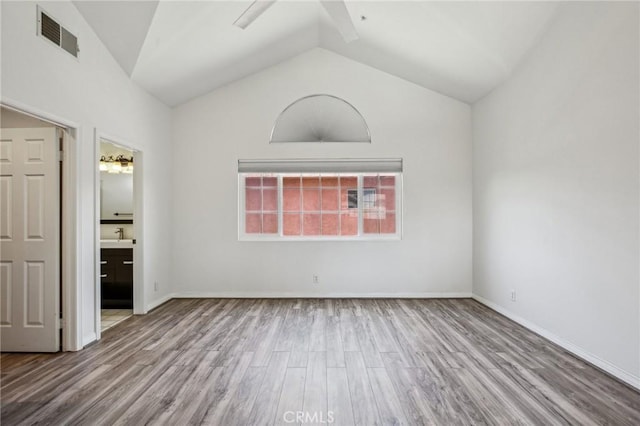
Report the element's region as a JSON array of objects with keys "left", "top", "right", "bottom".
[{"left": 100, "top": 248, "right": 133, "bottom": 309}]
